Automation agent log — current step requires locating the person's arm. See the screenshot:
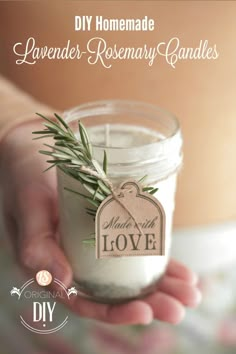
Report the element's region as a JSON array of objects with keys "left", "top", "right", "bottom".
[{"left": 0, "top": 75, "right": 53, "bottom": 143}]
